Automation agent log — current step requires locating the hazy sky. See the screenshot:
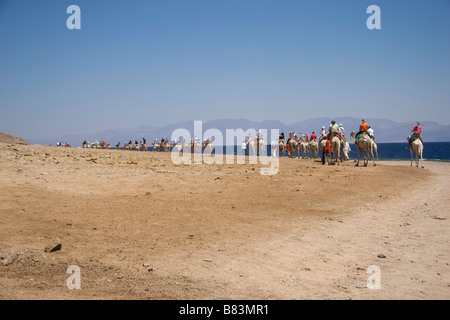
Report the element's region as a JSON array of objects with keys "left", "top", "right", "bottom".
[{"left": 0, "top": 0, "right": 449, "bottom": 139}]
